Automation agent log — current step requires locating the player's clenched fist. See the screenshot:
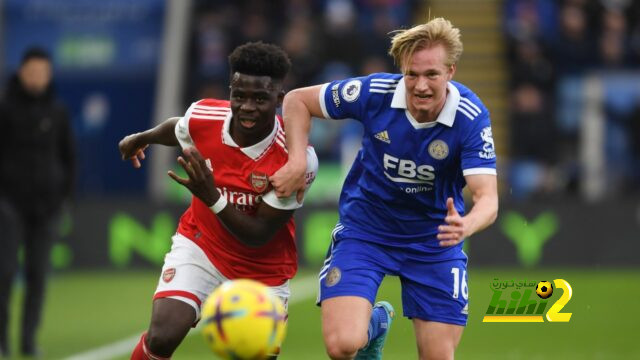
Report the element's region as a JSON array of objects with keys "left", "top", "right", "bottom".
[{"left": 118, "top": 133, "right": 149, "bottom": 168}]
